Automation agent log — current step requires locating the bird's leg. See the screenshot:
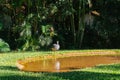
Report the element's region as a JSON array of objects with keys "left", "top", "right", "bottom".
[{"left": 52, "top": 51, "right": 57, "bottom": 61}]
